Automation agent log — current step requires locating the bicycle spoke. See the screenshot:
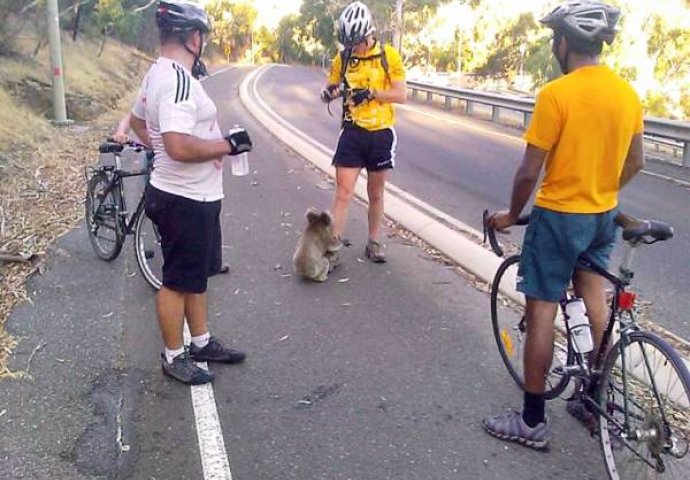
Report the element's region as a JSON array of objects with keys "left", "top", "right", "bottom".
[{"left": 600, "top": 334, "right": 690, "bottom": 479}]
